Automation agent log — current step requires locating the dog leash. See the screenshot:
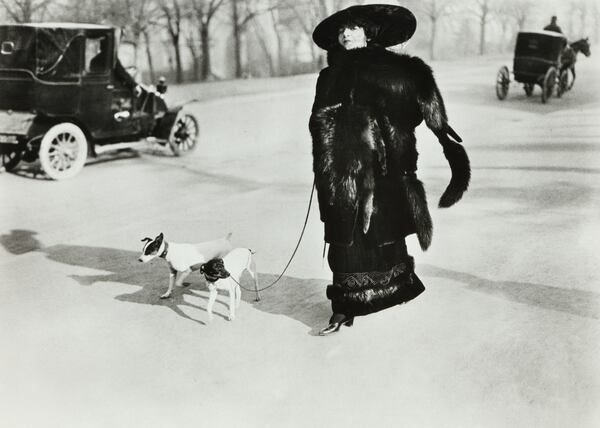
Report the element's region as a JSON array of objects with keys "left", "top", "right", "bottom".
[{"left": 228, "top": 181, "right": 316, "bottom": 294}]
